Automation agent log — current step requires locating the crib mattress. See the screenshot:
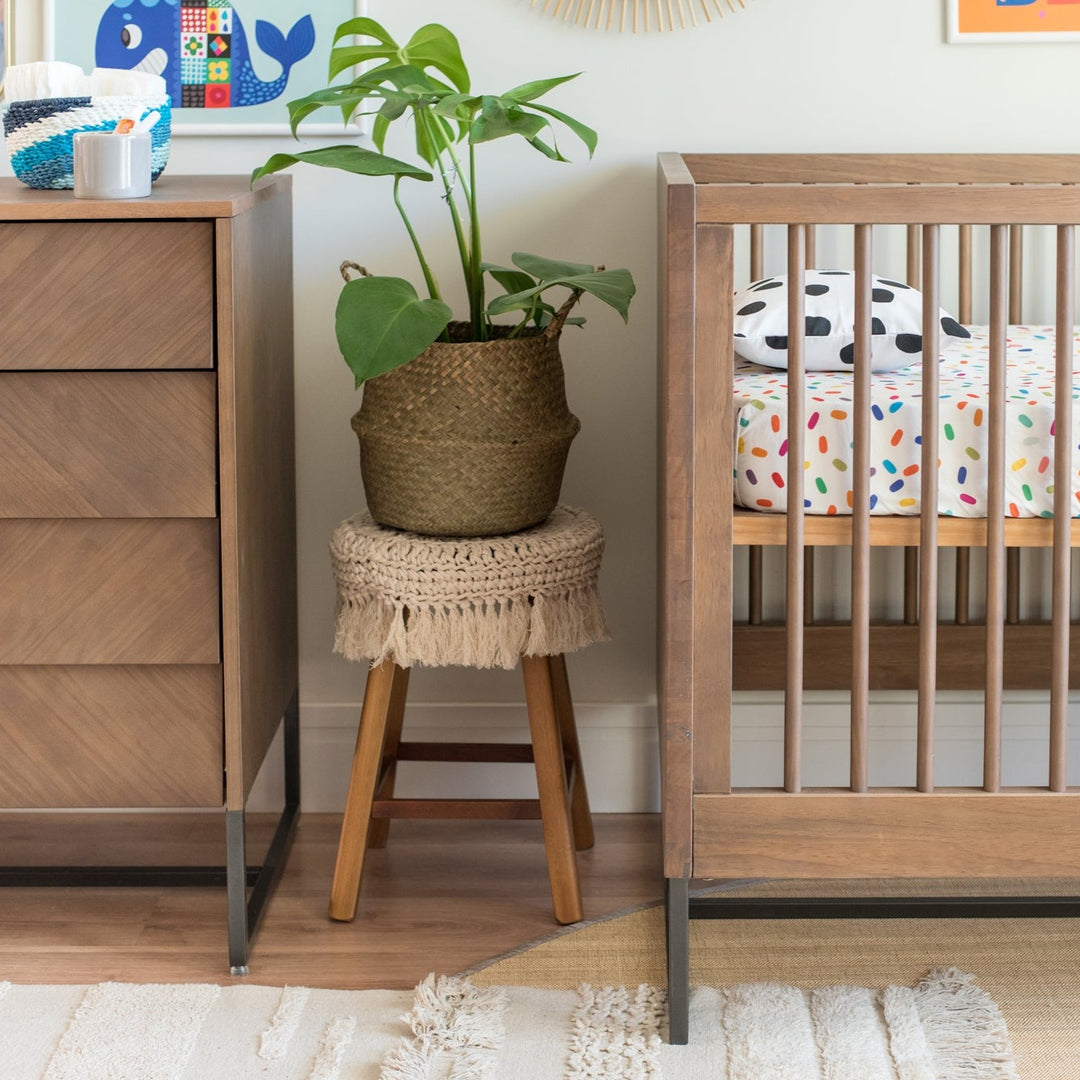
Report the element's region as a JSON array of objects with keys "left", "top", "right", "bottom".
[{"left": 734, "top": 325, "right": 1080, "bottom": 517}]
